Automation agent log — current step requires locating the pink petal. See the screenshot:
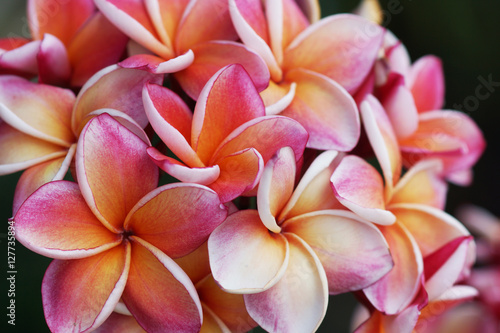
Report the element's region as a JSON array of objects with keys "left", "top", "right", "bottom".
[
  {"left": 408, "top": 55, "right": 445, "bottom": 112},
  {"left": 0, "top": 122, "right": 67, "bottom": 175},
  {"left": 390, "top": 159, "right": 447, "bottom": 210},
  {"left": 191, "top": 64, "right": 266, "bottom": 164},
  {"left": 0, "top": 39, "right": 40, "bottom": 77},
  {"left": 244, "top": 233, "right": 328, "bottom": 333},
  {"left": 208, "top": 210, "right": 289, "bottom": 293},
  {"left": 354, "top": 306, "right": 420, "bottom": 333},
  {"left": 283, "top": 210, "right": 393, "bottom": 294},
  {"left": 364, "top": 223, "right": 423, "bottom": 315},
  {"left": 146, "top": 147, "right": 220, "bottom": 185},
  {"left": 36, "top": 34, "right": 71, "bottom": 85},
  {"left": 42, "top": 242, "right": 130, "bottom": 333},
  {"left": 229, "top": 0, "right": 282, "bottom": 81},
  {"left": 175, "top": 41, "right": 270, "bottom": 100},
  {"left": 284, "top": 14, "right": 384, "bottom": 94},
  {"left": 280, "top": 150, "right": 343, "bottom": 220},
  {"left": 210, "top": 148, "right": 264, "bottom": 203},
  {"left": 280, "top": 0, "right": 311, "bottom": 50},
  {"left": 76, "top": 114, "right": 159, "bottom": 233},
  {"left": 456, "top": 204, "right": 500, "bottom": 244},
  {"left": 174, "top": 0, "right": 237, "bottom": 53},
  {"left": 377, "top": 73, "right": 419, "bottom": 139},
  {"left": 0, "top": 75, "right": 75, "bottom": 147},
  {"left": 257, "top": 147, "right": 296, "bottom": 233},
  {"left": 28, "top": 0, "right": 95, "bottom": 45},
  {"left": 15, "top": 180, "right": 122, "bottom": 259},
  {"left": 281, "top": 68, "right": 360, "bottom": 150},
  {"left": 124, "top": 183, "right": 227, "bottom": 258},
  {"left": 400, "top": 110, "right": 486, "bottom": 178},
  {"left": 123, "top": 237, "right": 202, "bottom": 332},
  {"left": 424, "top": 236, "right": 473, "bottom": 300},
  {"left": 261, "top": 81, "right": 296, "bottom": 115},
  {"left": 360, "top": 94, "right": 402, "bottom": 192},
  {"left": 331, "top": 155, "right": 396, "bottom": 225},
  {"left": 12, "top": 145, "right": 75, "bottom": 214},
  {"left": 73, "top": 65, "right": 163, "bottom": 132},
  {"left": 94, "top": 0, "right": 172, "bottom": 58},
  {"left": 293, "top": 0, "right": 320, "bottom": 23},
  {"left": 67, "top": 12, "right": 129, "bottom": 87},
  {"left": 211, "top": 115, "right": 308, "bottom": 167},
  {"left": 94, "top": 312, "right": 145, "bottom": 333},
  {"left": 142, "top": 82, "right": 204, "bottom": 168}
]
